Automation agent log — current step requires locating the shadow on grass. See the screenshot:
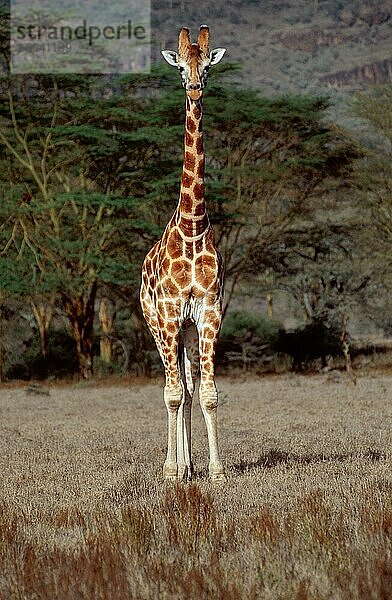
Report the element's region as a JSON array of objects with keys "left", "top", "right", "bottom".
[
  {"left": 174, "top": 449, "right": 387, "bottom": 481},
  {"left": 228, "top": 448, "right": 387, "bottom": 476}
]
